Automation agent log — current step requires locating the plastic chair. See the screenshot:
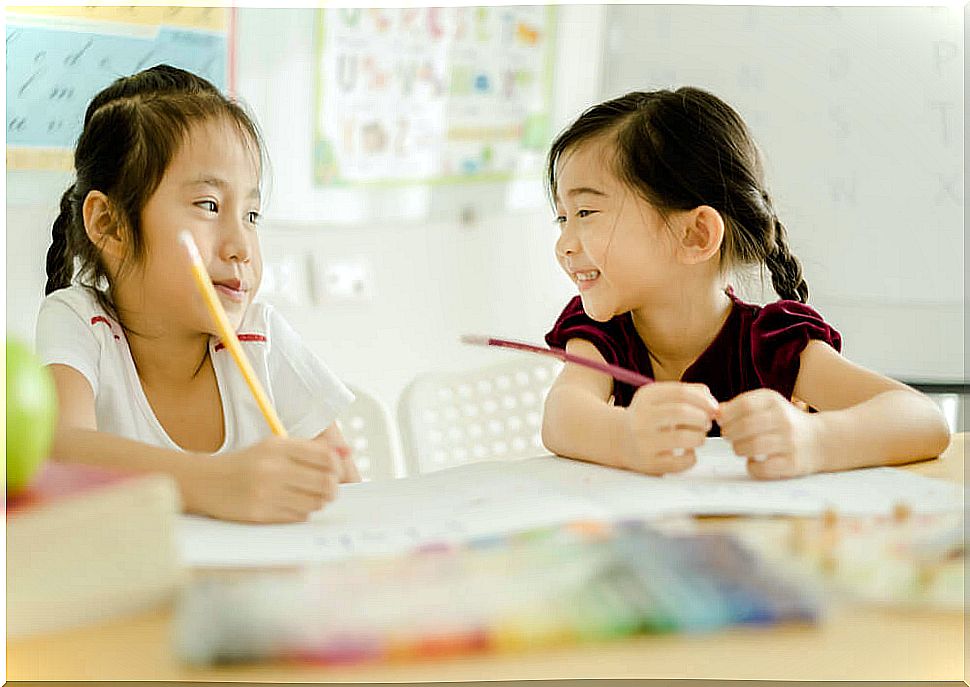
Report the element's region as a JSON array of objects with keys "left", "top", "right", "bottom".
[
  {"left": 397, "top": 357, "right": 563, "bottom": 474},
  {"left": 336, "top": 385, "right": 404, "bottom": 481}
]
